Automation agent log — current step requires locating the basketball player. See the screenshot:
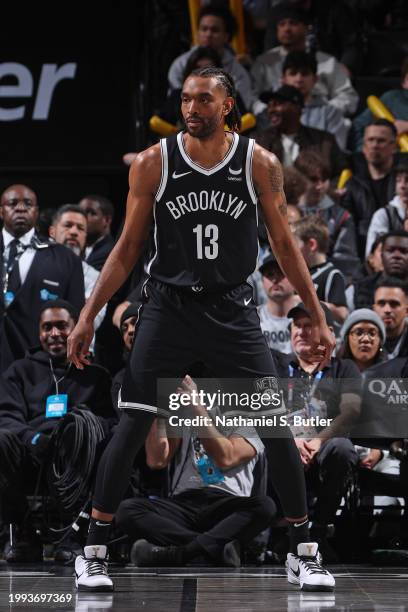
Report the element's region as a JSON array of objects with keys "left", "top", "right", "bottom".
[{"left": 69, "top": 67, "right": 335, "bottom": 592}]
